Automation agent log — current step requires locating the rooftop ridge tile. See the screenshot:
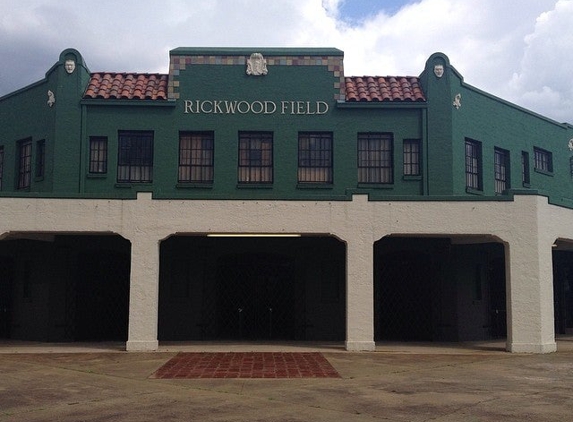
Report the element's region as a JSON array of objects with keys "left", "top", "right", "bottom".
[{"left": 83, "top": 72, "right": 169, "bottom": 101}]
